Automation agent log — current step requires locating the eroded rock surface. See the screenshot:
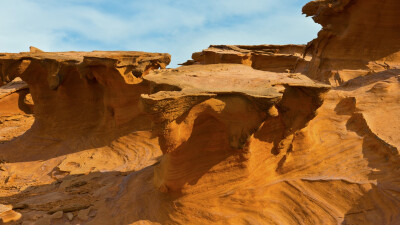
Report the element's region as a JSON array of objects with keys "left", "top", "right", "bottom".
[
  {"left": 142, "top": 64, "right": 329, "bottom": 193},
  {"left": 302, "top": 0, "right": 400, "bottom": 85},
  {"left": 0, "top": 204, "right": 21, "bottom": 223},
  {"left": 0, "top": 50, "right": 170, "bottom": 224},
  {"left": 184, "top": 44, "right": 310, "bottom": 73},
  {"left": 0, "top": 50, "right": 170, "bottom": 160},
  {"left": 0, "top": 78, "right": 34, "bottom": 144},
  {"left": 0, "top": 0, "right": 399, "bottom": 224}
]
